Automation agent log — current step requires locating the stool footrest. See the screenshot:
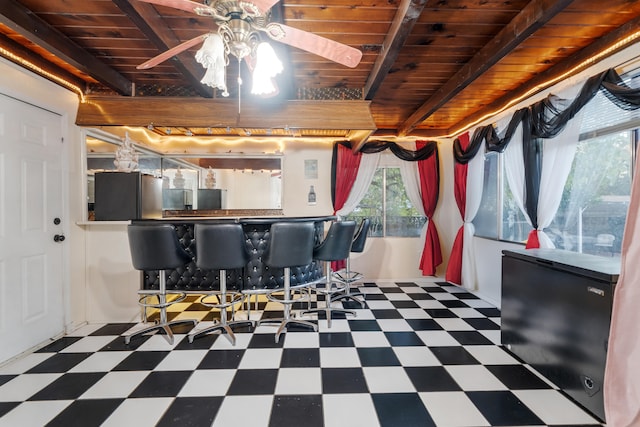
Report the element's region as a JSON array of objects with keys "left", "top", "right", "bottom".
[
  {"left": 137, "top": 291, "right": 187, "bottom": 310},
  {"left": 266, "top": 288, "right": 311, "bottom": 305},
  {"left": 199, "top": 292, "right": 244, "bottom": 310}
]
